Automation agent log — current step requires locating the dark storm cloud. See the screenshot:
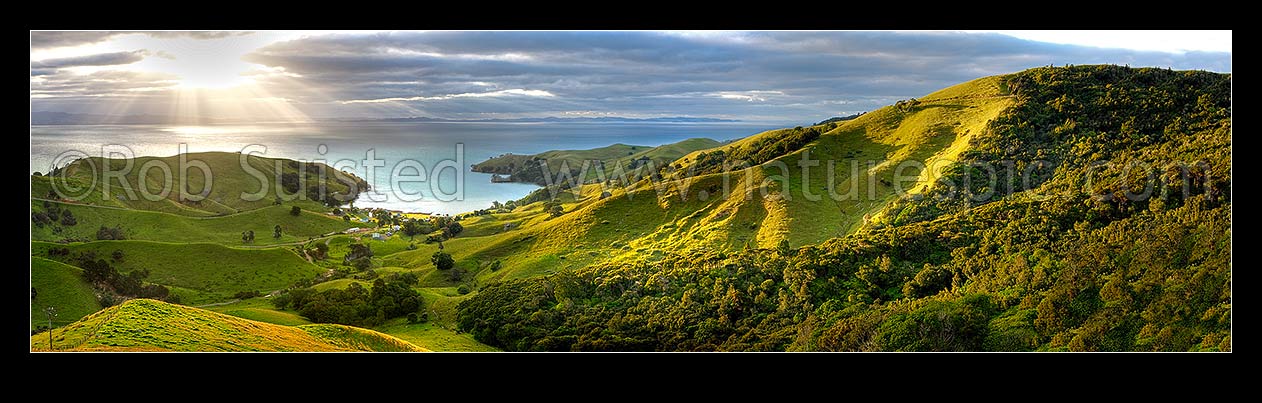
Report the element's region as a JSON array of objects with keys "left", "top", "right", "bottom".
[{"left": 31, "top": 50, "right": 148, "bottom": 69}]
